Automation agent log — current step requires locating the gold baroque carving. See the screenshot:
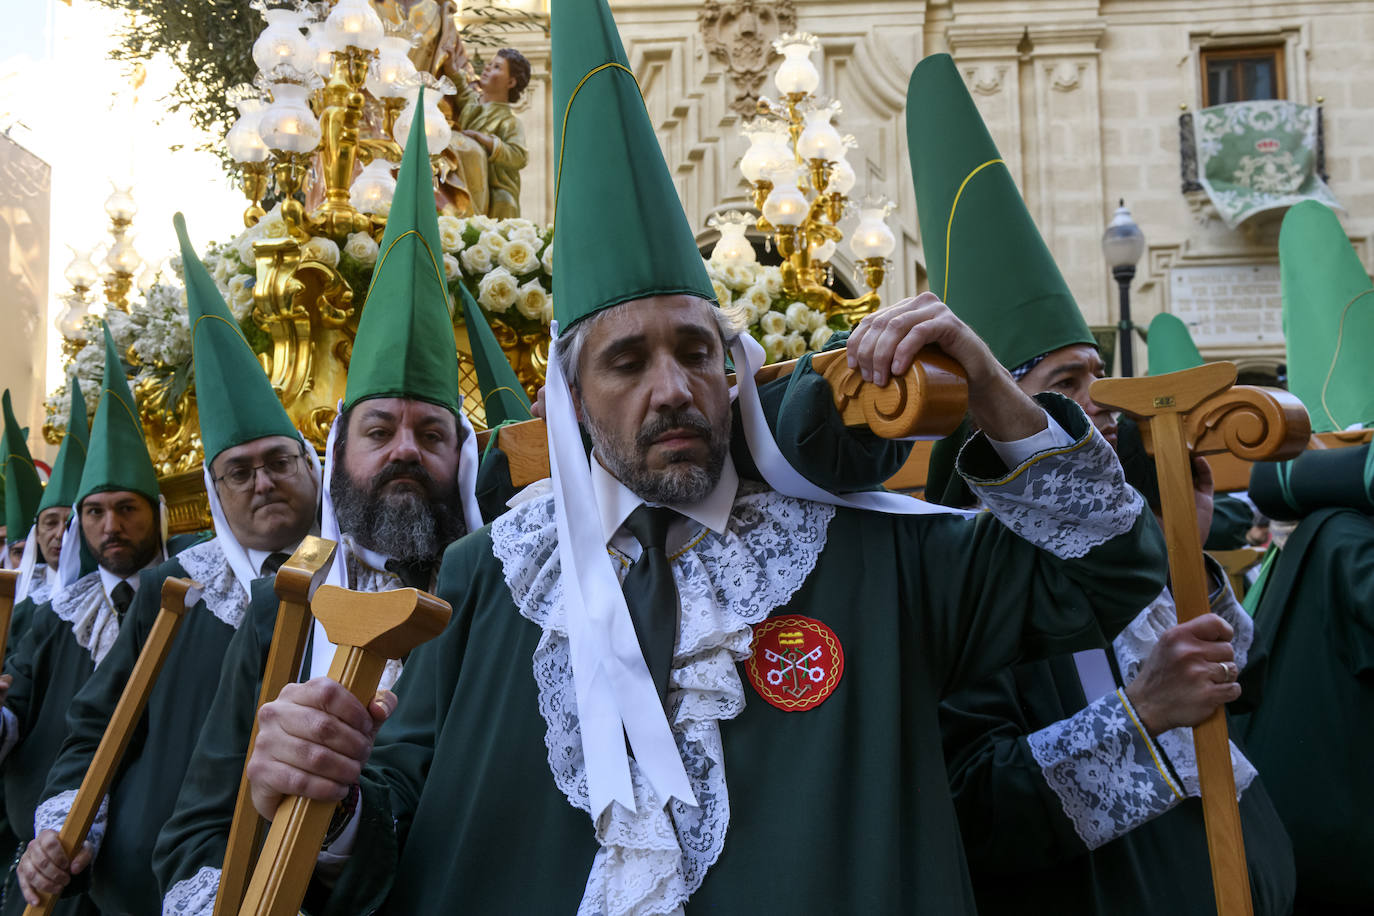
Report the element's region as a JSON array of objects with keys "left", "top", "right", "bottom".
[{"left": 699, "top": 0, "right": 797, "bottom": 117}]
